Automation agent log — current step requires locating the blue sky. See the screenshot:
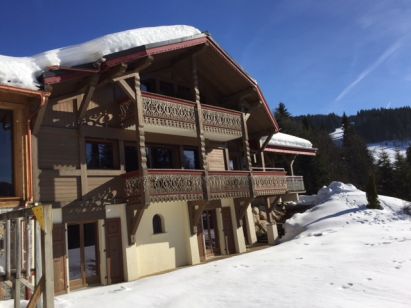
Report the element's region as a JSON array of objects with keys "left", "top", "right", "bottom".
[{"left": 1, "top": 0, "right": 410, "bottom": 116}]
